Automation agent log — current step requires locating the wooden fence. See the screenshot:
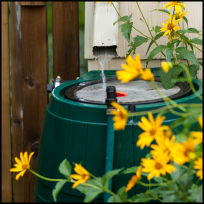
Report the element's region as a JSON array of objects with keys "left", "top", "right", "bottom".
[{"left": 1, "top": 2, "right": 79, "bottom": 202}]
